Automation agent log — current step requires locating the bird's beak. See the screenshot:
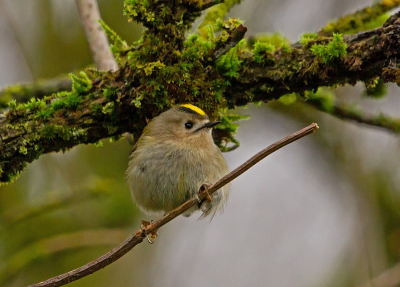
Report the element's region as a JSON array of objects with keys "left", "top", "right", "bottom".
[
  {"left": 203, "top": 121, "right": 221, "bottom": 129},
  {"left": 195, "top": 121, "right": 221, "bottom": 132}
]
